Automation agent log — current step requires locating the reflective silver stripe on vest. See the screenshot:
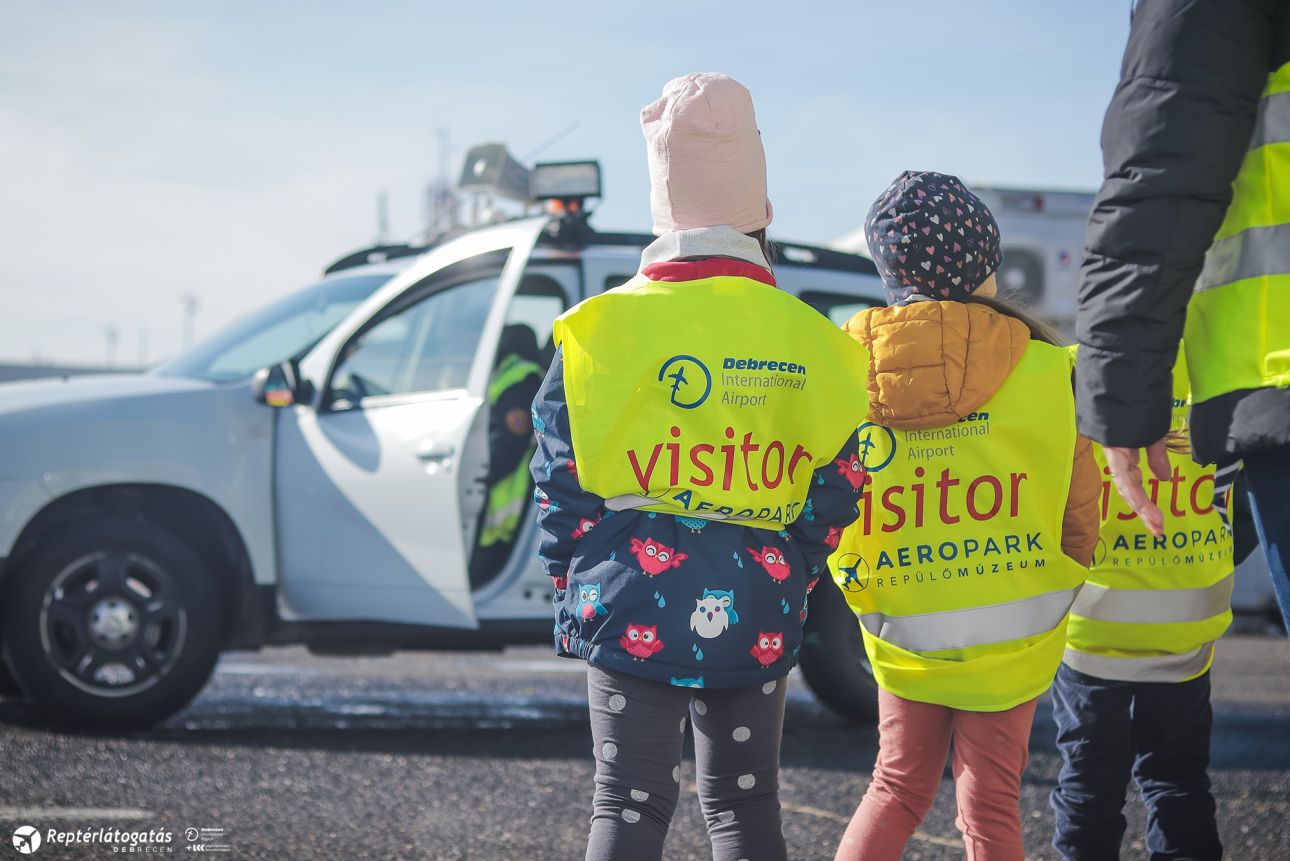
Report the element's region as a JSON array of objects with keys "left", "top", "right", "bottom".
[
  {"left": 607, "top": 495, "right": 671, "bottom": 513},
  {"left": 1063, "top": 643, "right": 1214, "bottom": 683},
  {"left": 1071, "top": 572, "right": 1234, "bottom": 624},
  {"left": 859, "top": 586, "right": 1080, "bottom": 653},
  {"left": 603, "top": 494, "right": 770, "bottom": 524},
  {"left": 1195, "top": 221, "right": 1290, "bottom": 292},
  {"left": 1250, "top": 89, "right": 1290, "bottom": 150},
  {"left": 482, "top": 496, "right": 527, "bottom": 530}
]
